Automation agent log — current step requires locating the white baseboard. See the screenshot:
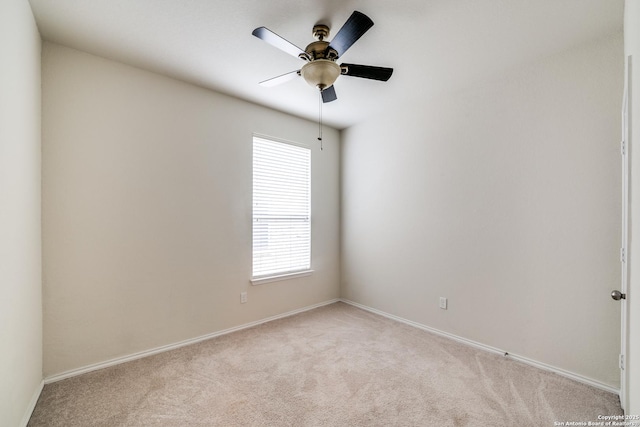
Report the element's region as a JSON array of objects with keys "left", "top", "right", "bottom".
[
  {"left": 20, "top": 380, "right": 44, "bottom": 427},
  {"left": 45, "top": 298, "right": 340, "bottom": 384},
  {"left": 340, "top": 298, "right": 620, "bottom": 396},
  {"left": 43, "top": 297, "right": 619, "bottom": 396}
]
